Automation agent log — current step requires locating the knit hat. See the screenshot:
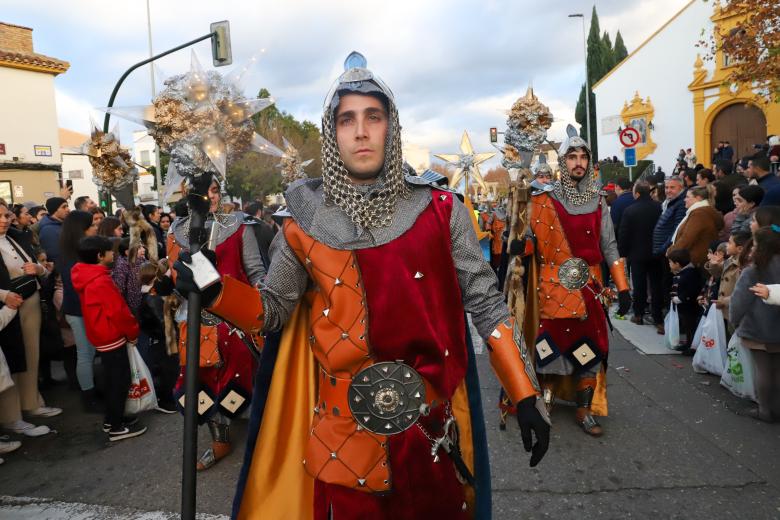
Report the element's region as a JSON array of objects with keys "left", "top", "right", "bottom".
[{"left": 45, "top": 197, "right": 67, "bottom": 215}]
